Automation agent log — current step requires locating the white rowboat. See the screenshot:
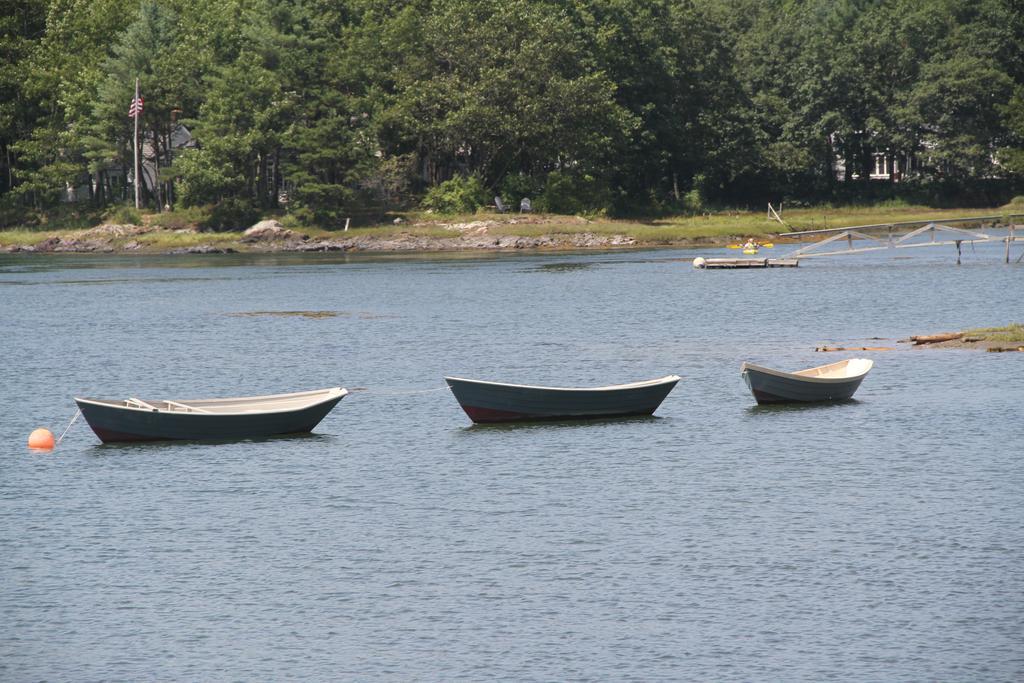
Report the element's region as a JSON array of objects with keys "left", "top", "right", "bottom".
[{"left": 741, "top": 359, "right": 873, "bottom": 404}]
